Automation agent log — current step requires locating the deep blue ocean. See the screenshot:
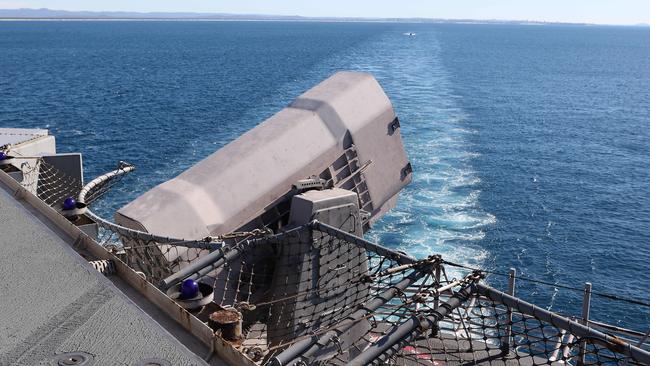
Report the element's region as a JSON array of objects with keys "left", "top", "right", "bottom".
[{"left": 1, "top": 21, "right": 649, "bottom": 330}]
